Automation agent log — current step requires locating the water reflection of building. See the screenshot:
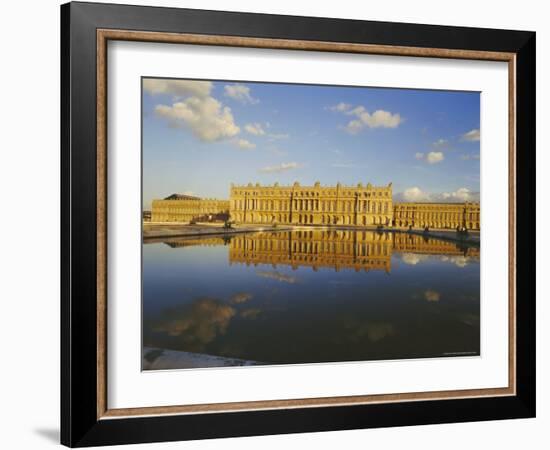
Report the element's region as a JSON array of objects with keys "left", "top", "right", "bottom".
[
  {"left": 158, "top": 232, "right": 479, "bottom": 272},
  {"left": 163, "top": 236, "right": 227, "bottom": 248},
  {"left": 151, "top": 194, "right": 229, "bottom": 223},
  {"left": 393, "top": 233, "right": 480, "bottom": 257},
  {"left": 229, "top": 230, "right": 393, "bottom": 273}
]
